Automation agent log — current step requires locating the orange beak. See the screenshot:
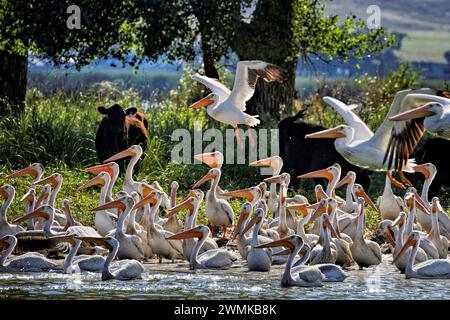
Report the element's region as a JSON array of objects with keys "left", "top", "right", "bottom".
[
  {"left": 0, "top": 186, "right": 9, "bottom": 200},
  {"left": 77, "top": 174, "right": 105, "bottom": 192},
  {"left": 391, "top": 214, "right": 404, "bottom": 227},
  {"left": 12, "top": 207, "right": 50, "bottom": 224},
  {"left": 133, "top": 193, "right": 158, "bottom": 209},
  {"left": 309, "top": 200, "right": 327, "bottom": 222},
  {"left": 75, "top": 236, "right": 114, "bottom": 251},
  {"left": 91, "top": 199, "right": 126, "bottom": 214},
  {"left": 389, "top": 103, "right": 436, "bottom": 121},
  {"left": 255, "top": 237, "right": 295, "bottom": 250},
  {"left": 220, "top": 188, "right": 255, "bottom": 203},
  {"left": 298, "top": 168, "right": 333, "bottom": 181},
  {"left": 305, "top": 127, "right": 346, "bottom": 139},
  {"left": 167, "top": 197, "right": 195, "bottom": 217},
  {"left": 166, "top": 227, "right": 203, "bottom": 240},
  {"left": 263, "top": 175, "right": 283, "bottom": 184},
  {"left": 35, "top": 187, "right": 50, "bottom": 206},
  {"left": 5, "top": 165, "right": 39, "bottom": 179},
  {"left": 20, "top": 188, "right": 35, "bottom": 202},
  {"left": 189, "top": 96, "right": 214, "bottom": 109},
  {"left": 286, "top": 203, "right": 309, "bottom": 217},
  {"left": 335, "top": 174, "right": 352, "bottom": 189},
  {"left": 354, "top": 187, "right": 379, "bottom": 213},
  {"left": 35, "top": 175, "right": 58, "bottom": 188},
  {"left": 393, "top": 235, "right": 417, "bottom": 263},
  {"left": 84, "top": 163, "right": 114, "bottom": 178},
  {"left": 413, "top": 164, "right": 430, "bottom": 180},
  {"left": 242, "top": 215, "right": 262, "bottom": 235},
  {"left": 141, "top": 183, "right": 157, "bottom": 198},
  {"left": 232, "top": 207, "right": 250, "bottom": 241},
  {"left": 406, "top": 191, "right": 430, "bottom": 215},
  {"left": 194, "top": 152, "right": 220, "bottom": 169},
  {"left": 384, "top": 227, "right": 396, "bottom": 247},
  {"left": 192, "top": 172, "right": 215, "bottom": 189},
  {"left": 103, "top": 149, "right": 135, "bottom": 163}
]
